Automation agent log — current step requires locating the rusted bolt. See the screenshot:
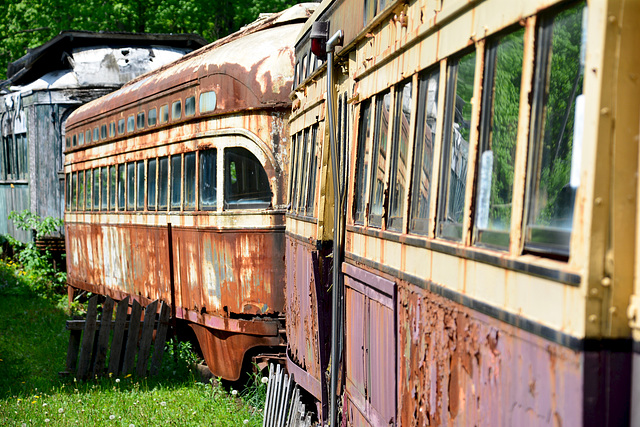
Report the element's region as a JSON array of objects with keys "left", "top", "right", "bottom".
[
  {"left": 590, "top": 288, "right": 598, "bottom": 296},
  {"left": 601, "top": 277, "right": 611, "bottom": 287},
  {"left": 588, "top": 314, "right": 598, "bottom": 323},
  {"left": 600, "top": 107, "right": 610, "bottom": 116},
  {"left": 609, "top": 306, "right": 618, "bottom": 315},
  {"left": 608, "top": 15, "right": 616, "bottom": 24},
  {"left": 595, "top": 197, "right": 603, "bottom": 206},
  {"left": 629, "top": 73, "right": 638, "bottom": 82}
]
